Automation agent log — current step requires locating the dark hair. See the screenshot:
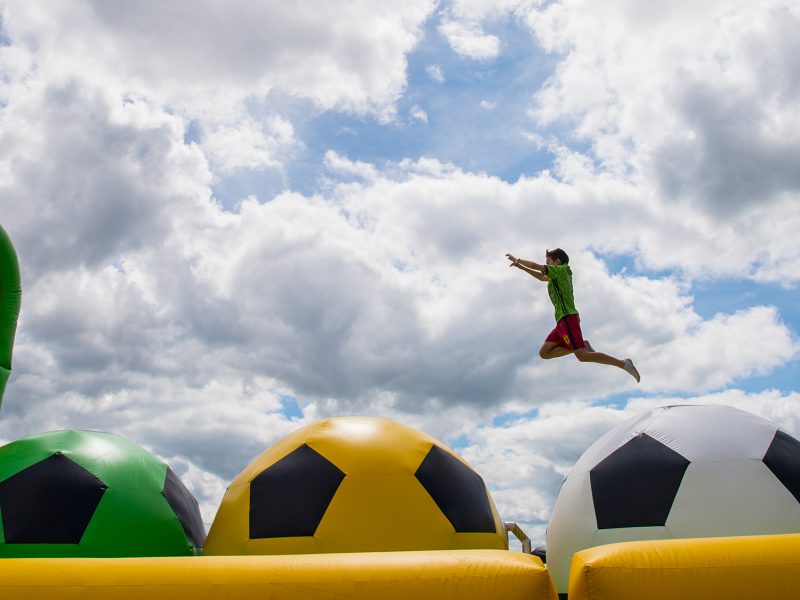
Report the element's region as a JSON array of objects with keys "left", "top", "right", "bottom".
[{"left": 546, "top": 248, "right": 569, "bottom": 264}]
